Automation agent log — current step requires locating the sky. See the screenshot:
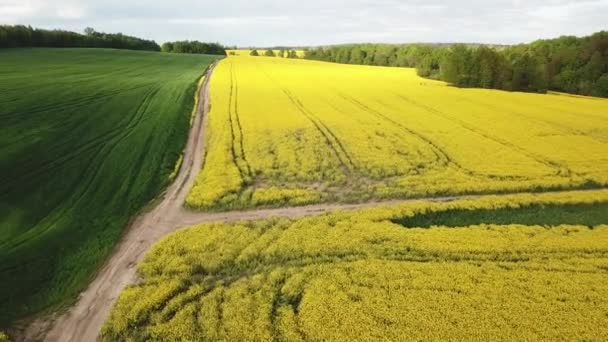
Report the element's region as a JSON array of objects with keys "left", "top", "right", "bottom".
[{"left": 1, "top": 0, "right": 607, "bottom": 46}]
